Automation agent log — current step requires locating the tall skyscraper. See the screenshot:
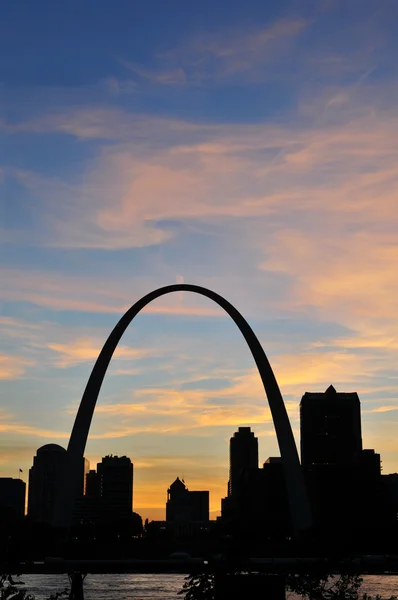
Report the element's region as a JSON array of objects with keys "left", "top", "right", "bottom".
[
  {"left": 299, "top": 385, "right": 385, "bottom": 538},
  {"left": 28, "top": 444, "right": 67, "bottom": 523},
  {"left": 228, "top": 426, "right": 258, "bottom": 497},
  {"left": 28, "top": 444, "right": 88, "bottom": 524},
  {"left": 0, "top": 478, "right": 26, "bottom": 521},
  {"left": 300, "top": 385, "right": 362, "bottom": 467},
  {"left": 97, "top": 455, "right": 133, "bottom": 520}
]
